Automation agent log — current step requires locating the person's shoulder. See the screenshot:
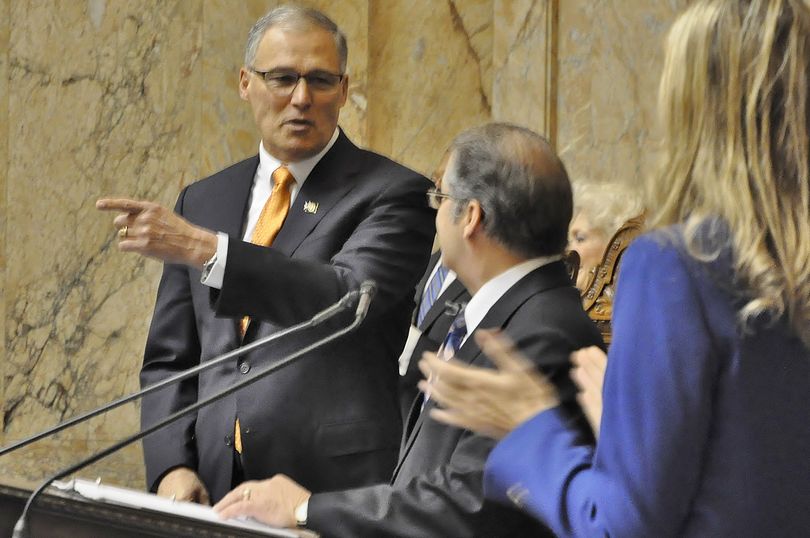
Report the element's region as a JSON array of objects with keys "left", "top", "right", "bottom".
[
  {"left": 621, "top": 226, "right": 693, "bottom": 277},
  {"left": 507, "top": 266, "right": 604, "bottom": 345},
  {"left": 626, "top": 223, "right": 734, "bottom": 282},
  {"left": 179, "top": 155, "right": 258, "bottom": 195},
  {"left": 339, "top": 137, "right": 428, "bottom": 186}
]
